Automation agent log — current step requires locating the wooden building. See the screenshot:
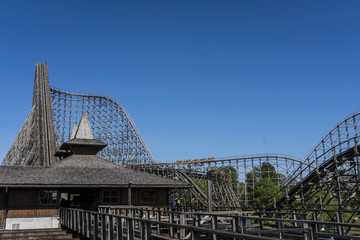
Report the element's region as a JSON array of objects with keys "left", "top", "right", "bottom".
[{"left": 0, "top": 114, "right": 188, "bottom": 230}]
